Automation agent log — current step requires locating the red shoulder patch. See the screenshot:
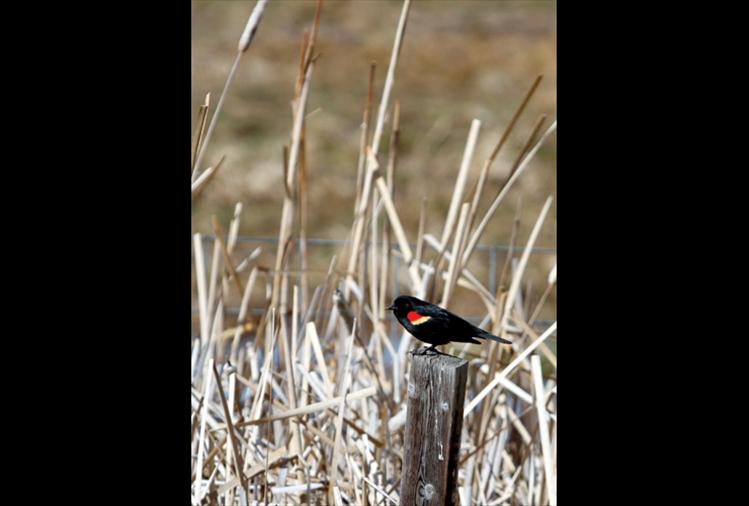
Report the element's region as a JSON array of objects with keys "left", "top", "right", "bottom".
[{"left": 407, "top": 311, "right": 431, "bottom": 325}]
